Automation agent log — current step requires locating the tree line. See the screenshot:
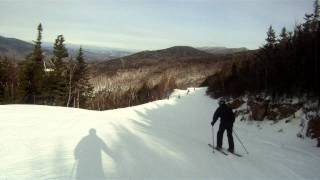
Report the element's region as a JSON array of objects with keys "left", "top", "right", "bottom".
[
  {"left": 0, "top": 23, "right": 93, "bottom": 108},
  {"left": 206, "top": 0, "right": 320, "bottom": 102},
  {"left": 91, "top": 75, "right": 177, "bottom": 110}
]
